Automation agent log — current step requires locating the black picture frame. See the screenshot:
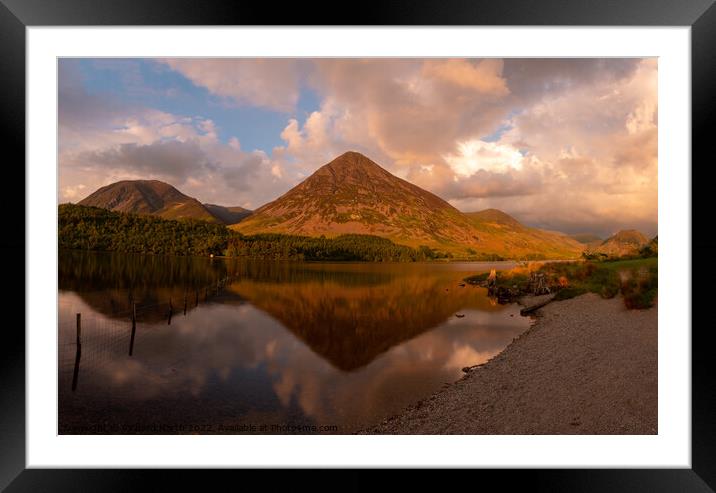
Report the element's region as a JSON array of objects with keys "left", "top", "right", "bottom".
[{"left": 2, "top": 0, "right": 714, "bottom": 489}]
